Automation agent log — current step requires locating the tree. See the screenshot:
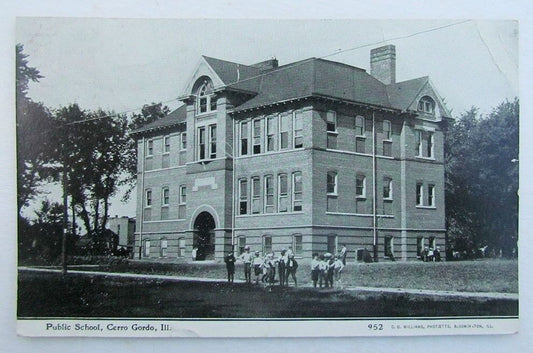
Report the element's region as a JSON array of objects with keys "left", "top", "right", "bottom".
[
  {"left": 445, "top": 99, "right": 519, "bottom": 257},
  {"left": 54, "top": 104, "right": 129, "bottom": 238},
  {"left": 16, "top": 44, "right": 55, "bottom": 214}
]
